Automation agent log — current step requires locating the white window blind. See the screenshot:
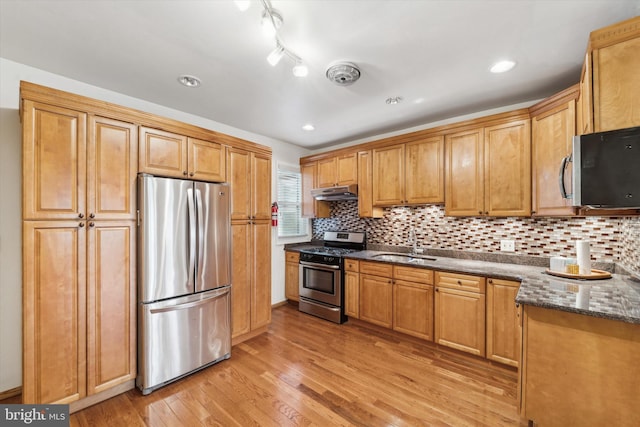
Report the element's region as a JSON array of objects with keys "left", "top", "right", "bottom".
[{"left": 277, "top": 166, "right": 307, "bottom": 237}]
